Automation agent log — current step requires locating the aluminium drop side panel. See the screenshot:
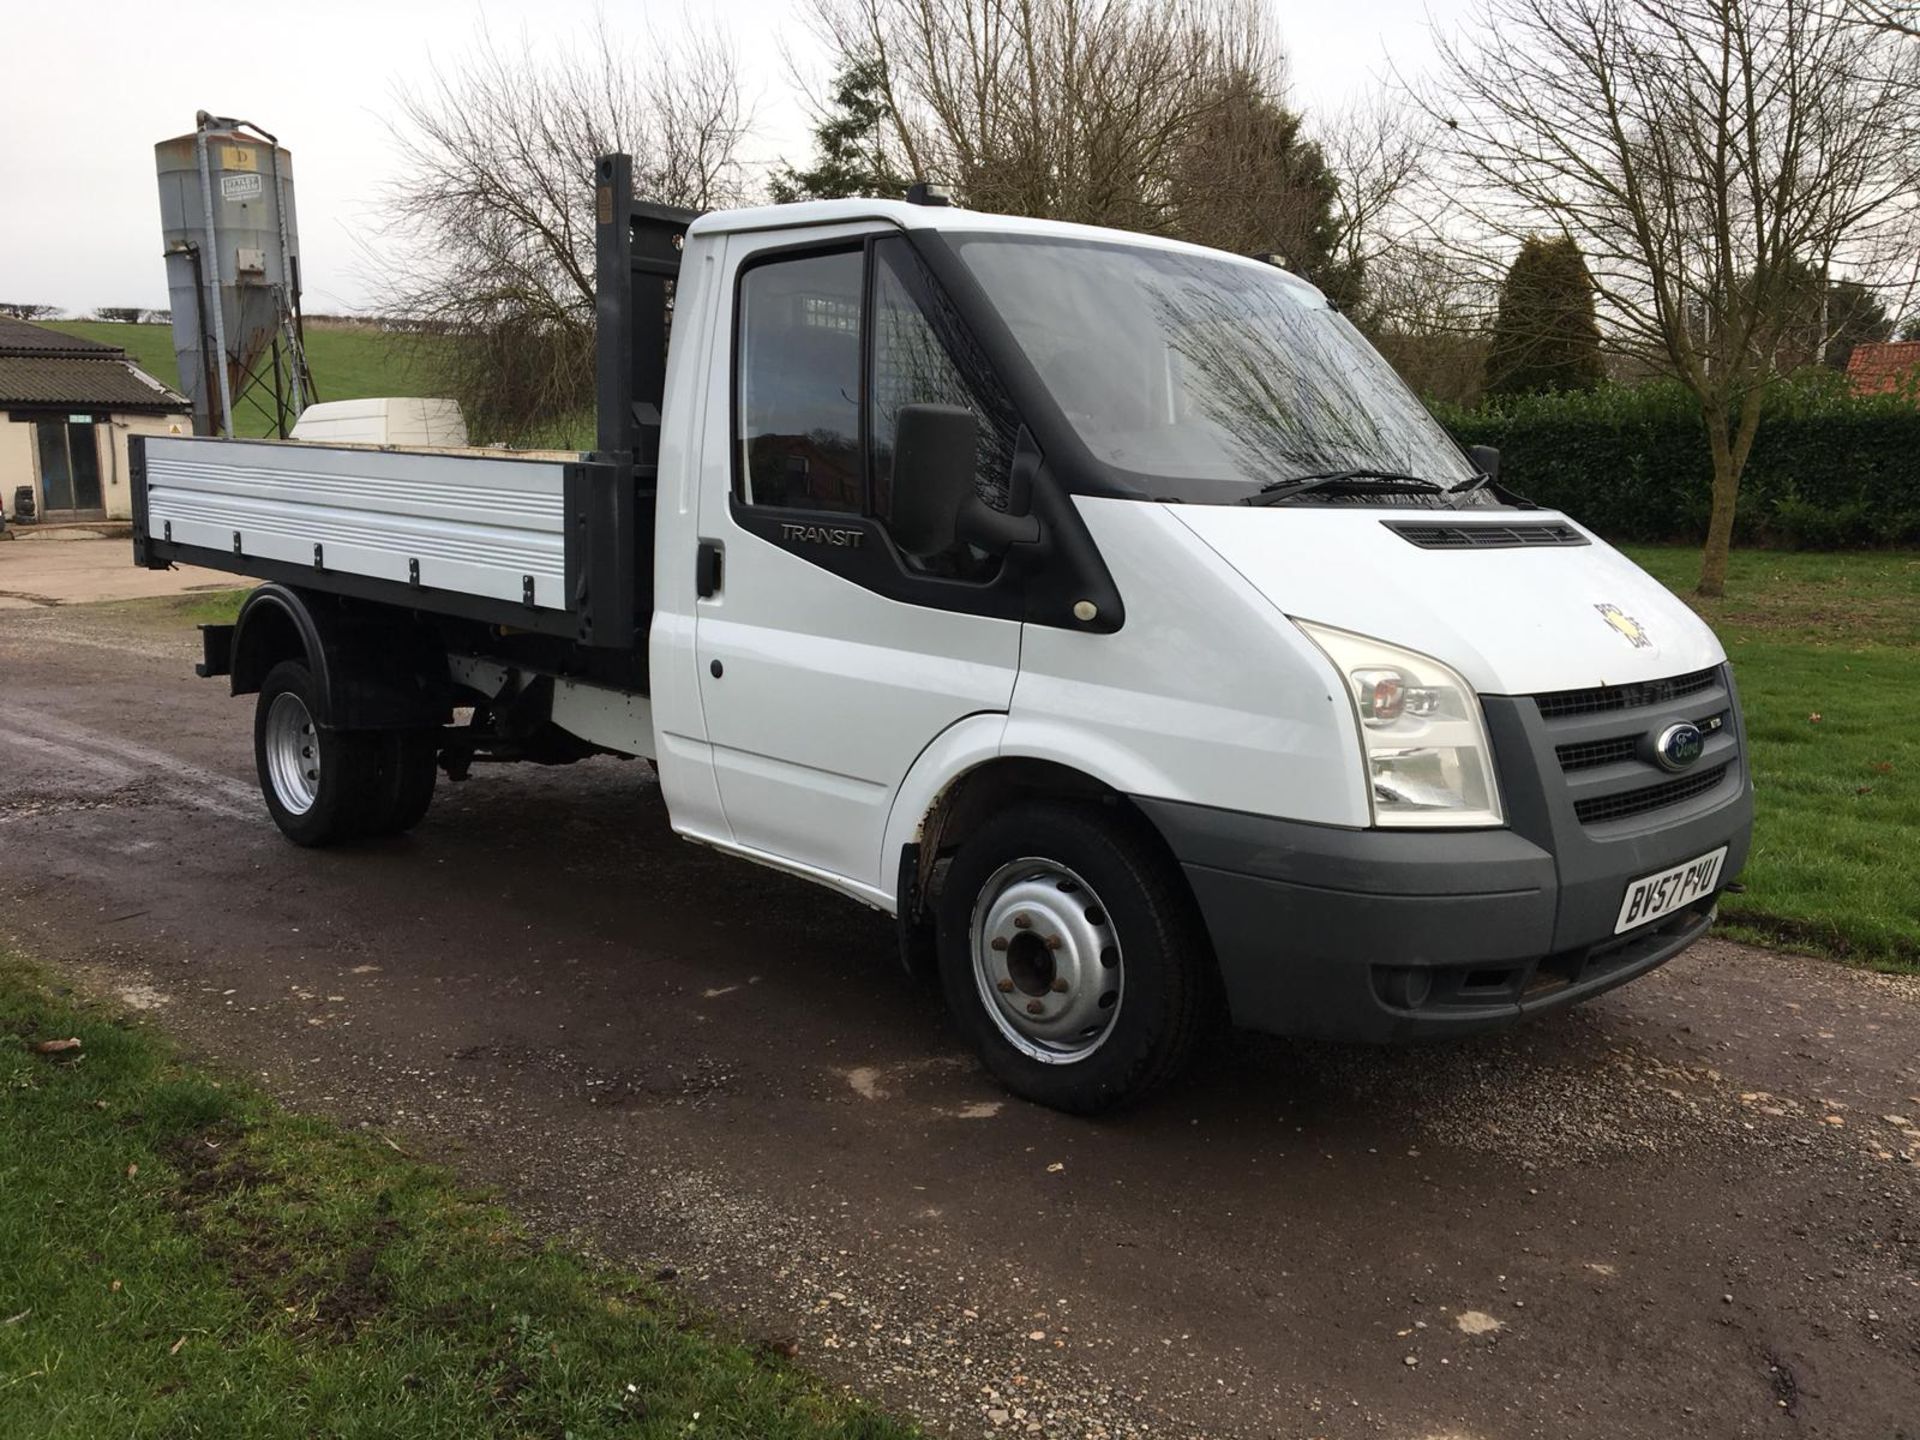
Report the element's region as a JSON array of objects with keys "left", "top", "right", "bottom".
[{"left": 141, "top": 434, "right": 570, "bottom": 612}]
